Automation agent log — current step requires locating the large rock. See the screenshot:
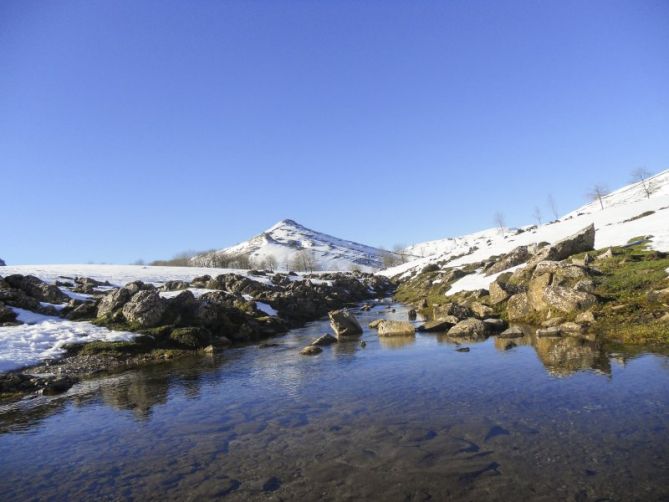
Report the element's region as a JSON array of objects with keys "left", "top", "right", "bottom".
[
  {"left": 470, "top": 302, "right": 495, "bottom": 319},
  {"left": 486, "top": 246, "right": 530, "bottom": 275},
  {"left": 377, "top": 320, "right": 416, "bottom": 337},
  {"left": 169, "top": 327, "right": 212, "bottom": 348},
  {"left": 433, "top": 302, "right": 472, "bottom": 321},
  {"left": 121, "top": 290, "right": 166, "bottom": 328},
  {"left": 447, "top": 318, "right": 487, "bottom": 339},
  {"left": 312, "top": 333, "right": 337, "bottom": 346},
  {"left": 0, "top": 302, "right": 17, "bottom": 323},
  {"left": 489, "top": 279, "right": 511, "bottom": 305},
  {"left": 97, "top": 287, "right": 132, "bottom": 318},
  {"left": 533, "top": 224, "right": 595, "bottom": 263},
  {"left": 4, "top": 274, "right": 69, "bottom": 304},
  {"left": 542, "top": 286, "right": 597, "bottom": 314},
  {"left": 328, "top": 309, "right": 363, "bottom": 338},
  {"left": 417, "top": 316, "right": 459, "bottom": 332},
  {"left": 507, "top": 293, "right": 532, "bottom": 321}
]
